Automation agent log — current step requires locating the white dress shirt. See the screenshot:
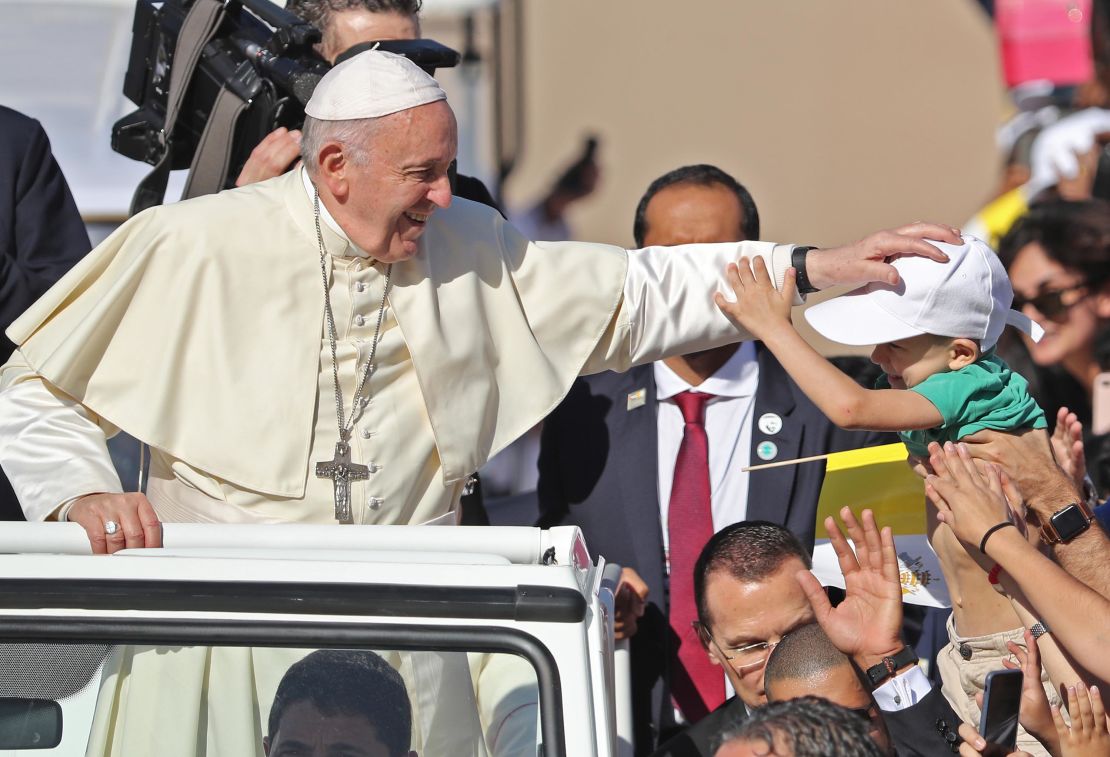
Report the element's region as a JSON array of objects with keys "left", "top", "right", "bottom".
[{"left": 655, "top": 341, "right": 759, "bottom": 563}]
